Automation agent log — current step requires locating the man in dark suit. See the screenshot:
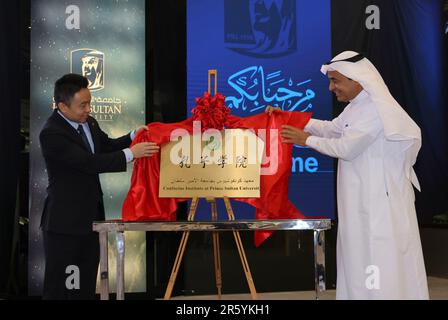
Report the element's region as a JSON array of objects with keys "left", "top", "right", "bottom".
[{"left": 39, "top": 74, "right": 159, "bottom": 299}]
